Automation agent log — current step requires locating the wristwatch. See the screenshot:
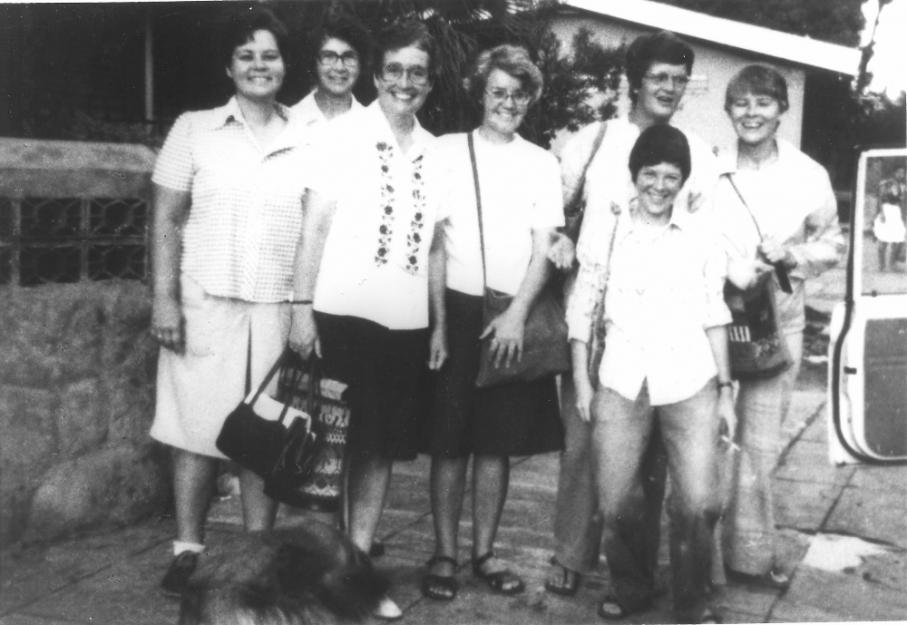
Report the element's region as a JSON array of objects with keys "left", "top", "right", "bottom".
[{"left": 717, "top": 380, "right": 734, "bottom": 390}]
